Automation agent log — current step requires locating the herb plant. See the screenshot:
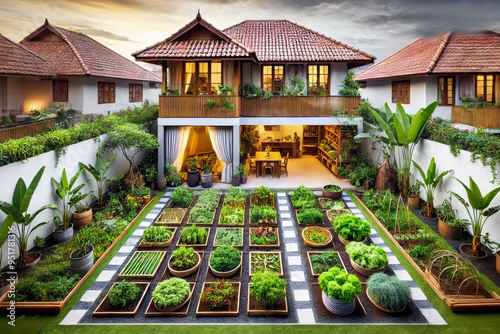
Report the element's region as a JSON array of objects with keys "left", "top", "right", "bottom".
[
  {"left": 318, "top": 267, "right": 361, "bottom": 302},
  {"left": 214, "top": 228, "right": 243, "bottom": 246},
  {"left": 250, "top": 252, "right": 281, "bottom": 275},
  {"left": 251, "top": 186, "right": 275, "bottom": 207},
  {"left": 170, "top": 186, "right": 194, "bottom": 208},
  {"left": 143, "top": 226, "right": 174, "bottom": 243},
  {"left": 310, "top": 251, "right": 342, "bottom": 275},
  {"left": 219, "top": 204, "right": 245, "bottom": 226},
  {"left": 224, "top": 187, "right": 247, "bottom": 206},
  {"left": 250, "top": 205, "right": 277, "bottom": 224},
  {"left": 200, "top": 280, "right": 235, "bottom": 310},
  {"left": 345, "top": 242, "right": 388, "bottom": 270},
  {"left": 196, "top": 189, "right": 220, "bottom": 208},
  {"left": 291, "top": 185, "right": 316, "bottom": 209},
  {"left": 250, "top": 270, "right": 286, "bottom": 306},
  {"left": 180, "top": 225, "right": 208, "bottom": 244},
  {"left": 108, "top": 280, "right": 140, "bottom": 307},
  {"left": 250, "top": 227, "right": 279, "bottom": 245},
  {"left": 170, "top": 247, "right": 198, "bottom": 271},
  {"left": 210, "top": 246, "right": 241, "bottom": 272},
  {"left": 367, "top": 272, "right": 412, "bottom": 311},
  {"left": 333, "top": 213, "right": 371, "bottom": 241},
  {"left": 324, "top": 185, "right": 341, "bottom": 192},
  {"left": 152, "top": 278, "right": 190, "bottom": 308},
  {"left": 189, "top": 205, "right": 215, "bottom": 224},
  {"left": 297, "top": 208, "right": 324, "bottom": 224}
]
